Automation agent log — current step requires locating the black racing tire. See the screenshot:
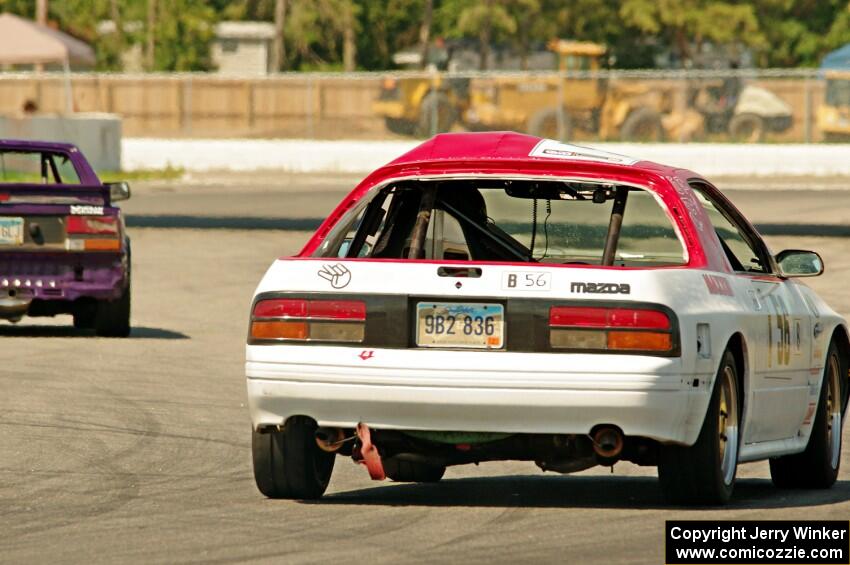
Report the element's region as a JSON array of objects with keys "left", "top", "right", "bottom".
[
  {"left": 658, "top": 349, "right": 741, "bottom": 505},
  {"left": 415, "top": 92, "right": 456, "bottom": 138},
  {"left": 769, "top": 341, "right": 845, "bottom": 489},
  {"left": 383, "top": 457, "right": 445, "bottom": 483},
  {"left": 620, "top": 107, "right": 664, "bottom": 142},
  {"left": 728, "top": 113, "right": 765, "bottom": 143},
  {"left": 94, "top": 283, "right": 131, "bottom": 337},
  {"left": 252, "top": 417, "right": 336, "bottom": 499},
  {"left": 823, "top": 132, "right": 850, "bottom": 143},
  {"left": 73, "top": 305, "right": 96, "bottom": 330},
  {"left": 527, "top": 107, "right": 573, "bottom": 141},
  {"left": 384, "top": 117, "right": 415, "bottom": 136}
]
